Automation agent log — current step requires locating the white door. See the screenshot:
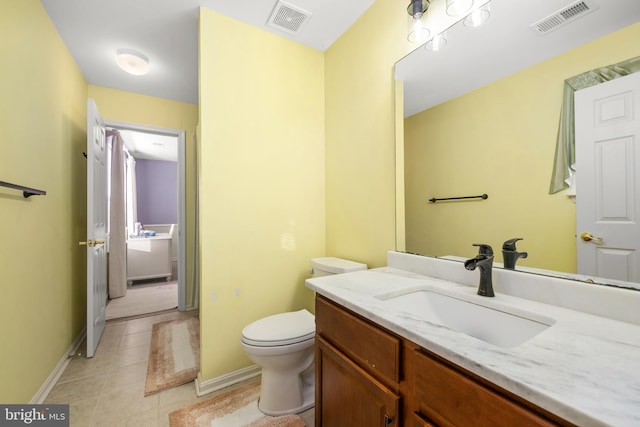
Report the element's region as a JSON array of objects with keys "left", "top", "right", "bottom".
[
  {"left": 83, "top": 99, "right": 108, "bottom": 357},
  {"left": 575, "top": 72, "right": 640, "bottom": 282}
]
